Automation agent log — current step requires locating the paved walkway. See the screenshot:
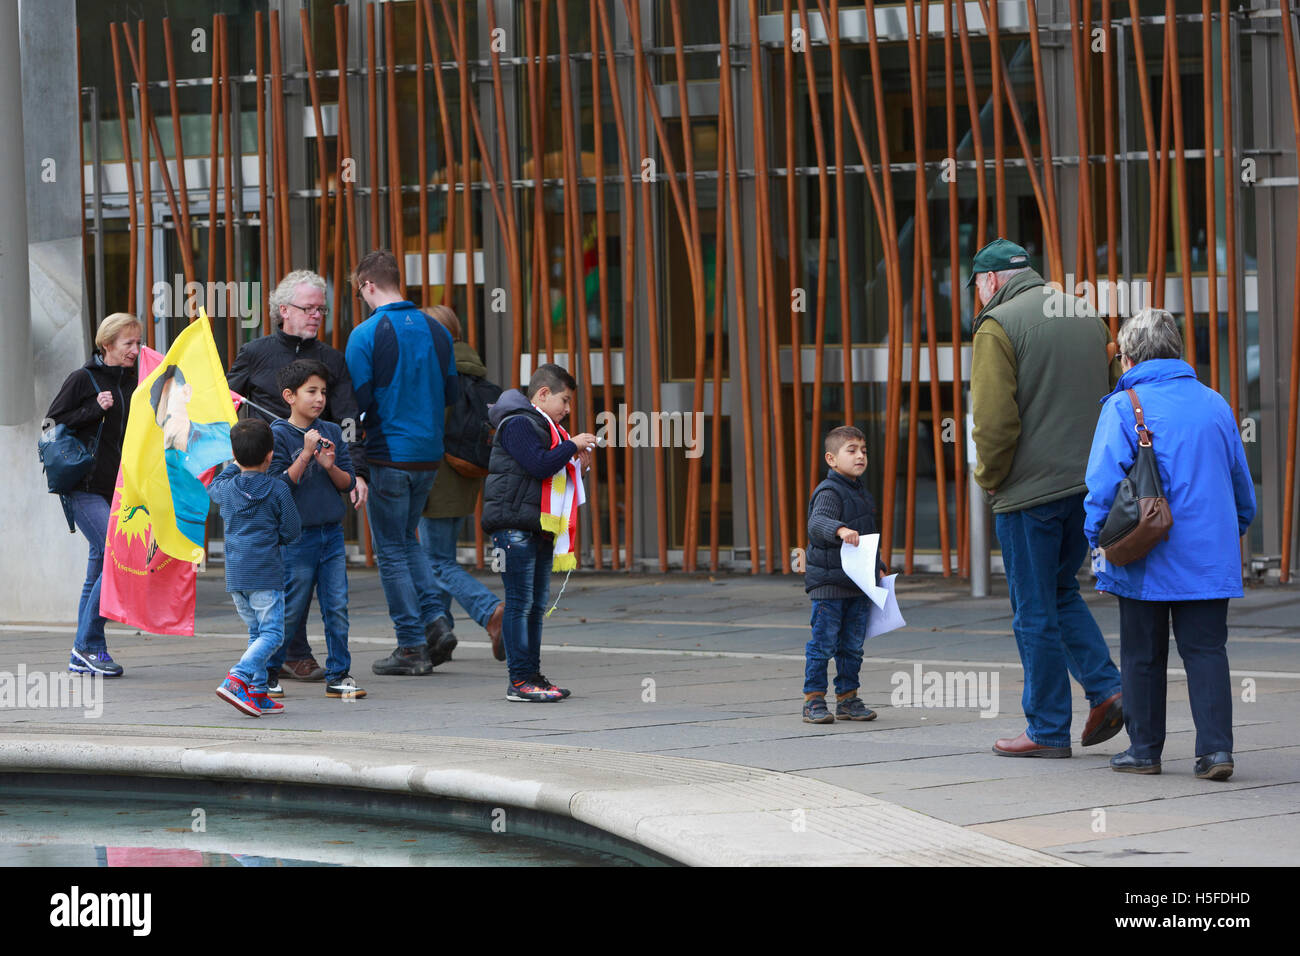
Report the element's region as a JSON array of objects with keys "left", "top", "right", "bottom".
[{"left": 3, "top": 568, "right": 1298, "bottom": 865}]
